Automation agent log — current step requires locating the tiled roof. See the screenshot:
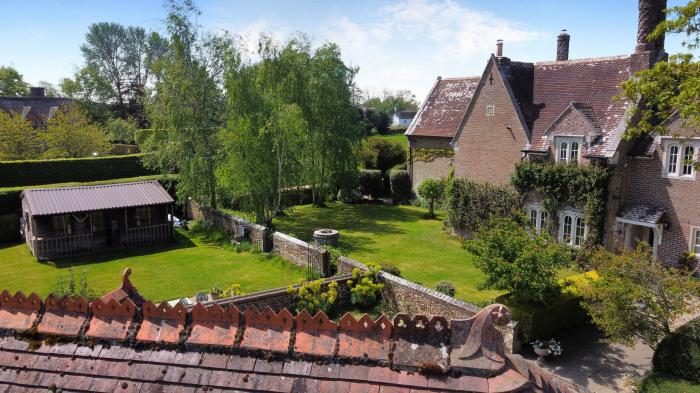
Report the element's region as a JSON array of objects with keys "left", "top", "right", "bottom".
[
  {"left": 617, "top": 203, "right": 666, "bottom": 225},
  {"left": 0, "top": 96, "right": 72, "bottom": 123},
  {"left": 527, "top": 56, "right": 632, "bottom": 155},
  {"left": 0, "top": 269, "right": 576, "bottom": 392},
  {"left": 406, "top": 77, "right": 480, "bottom": 138},
  {"left": 22, "top": 180, "right": 174, "bottom": 216}
]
